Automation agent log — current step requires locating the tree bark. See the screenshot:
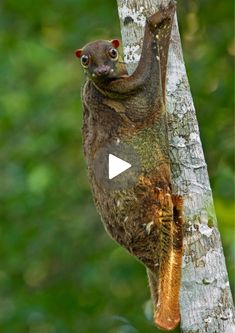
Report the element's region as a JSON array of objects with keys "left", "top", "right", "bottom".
[{"left": 116, "top": 0, "right": 235, "bottom": 332}]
